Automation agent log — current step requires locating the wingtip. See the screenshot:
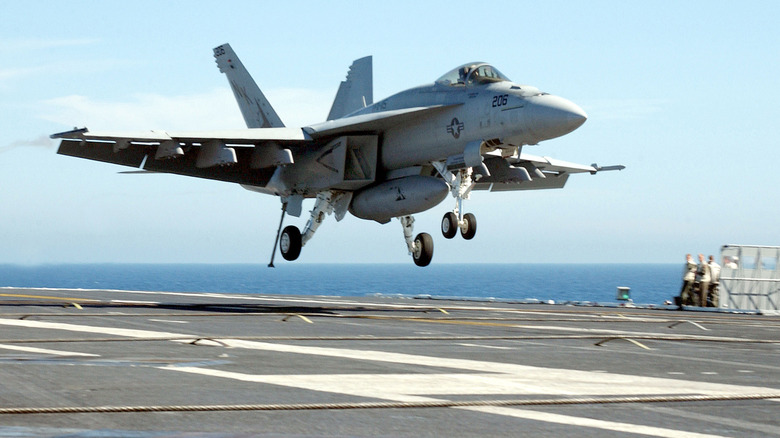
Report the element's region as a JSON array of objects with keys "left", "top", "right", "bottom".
[
  {"left": 50, "top": 127, "right": 88, "bottom": 139},
  {"left": 591, "top": 164, "right": 626, "bottom": 173}
]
